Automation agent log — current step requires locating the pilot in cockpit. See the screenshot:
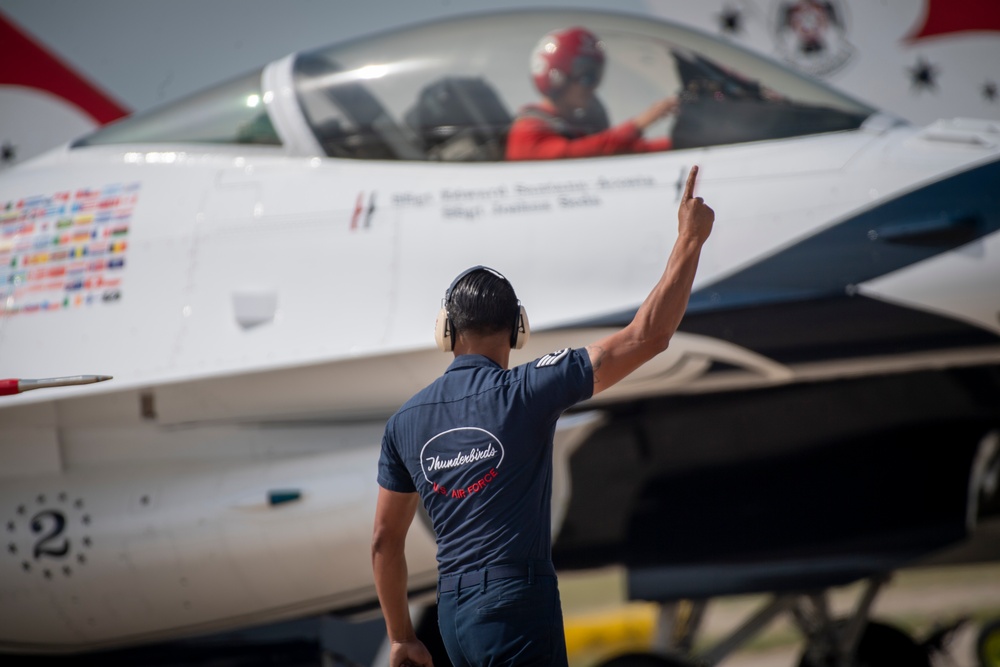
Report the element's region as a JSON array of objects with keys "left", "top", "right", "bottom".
[{"left": 506, "top": 27, "right": 679, "bottom": 161}]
